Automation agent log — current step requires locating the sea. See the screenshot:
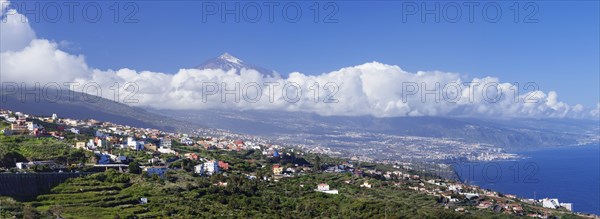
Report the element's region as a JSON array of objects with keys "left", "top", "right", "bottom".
[{"left": 454, "top": 144, "right": 600, "bottom": 215}]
